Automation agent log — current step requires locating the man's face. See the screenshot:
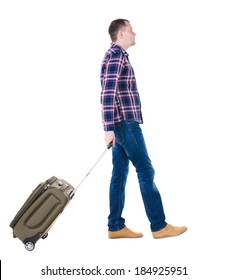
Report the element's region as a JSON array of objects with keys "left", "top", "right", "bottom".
[{"left": 121, "top": 22, "right": 136, "bottom": 48}]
